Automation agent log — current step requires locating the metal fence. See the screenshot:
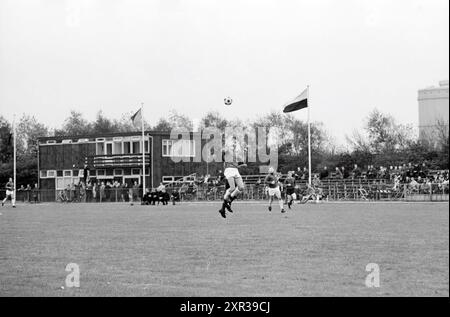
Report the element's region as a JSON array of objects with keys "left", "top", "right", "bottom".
[{"left": 1, "top": 181, "right": 448, "bottom": 203}]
